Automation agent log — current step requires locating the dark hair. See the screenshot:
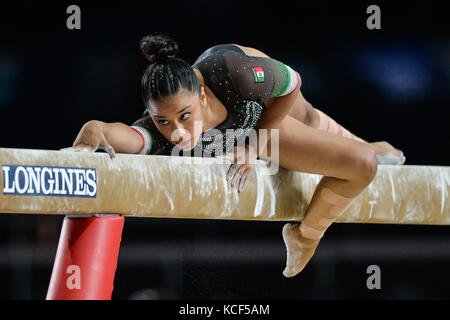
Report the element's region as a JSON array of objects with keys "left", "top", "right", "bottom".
[{"left": 140, "top": 34, "right": 200, "bottom": 105}]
